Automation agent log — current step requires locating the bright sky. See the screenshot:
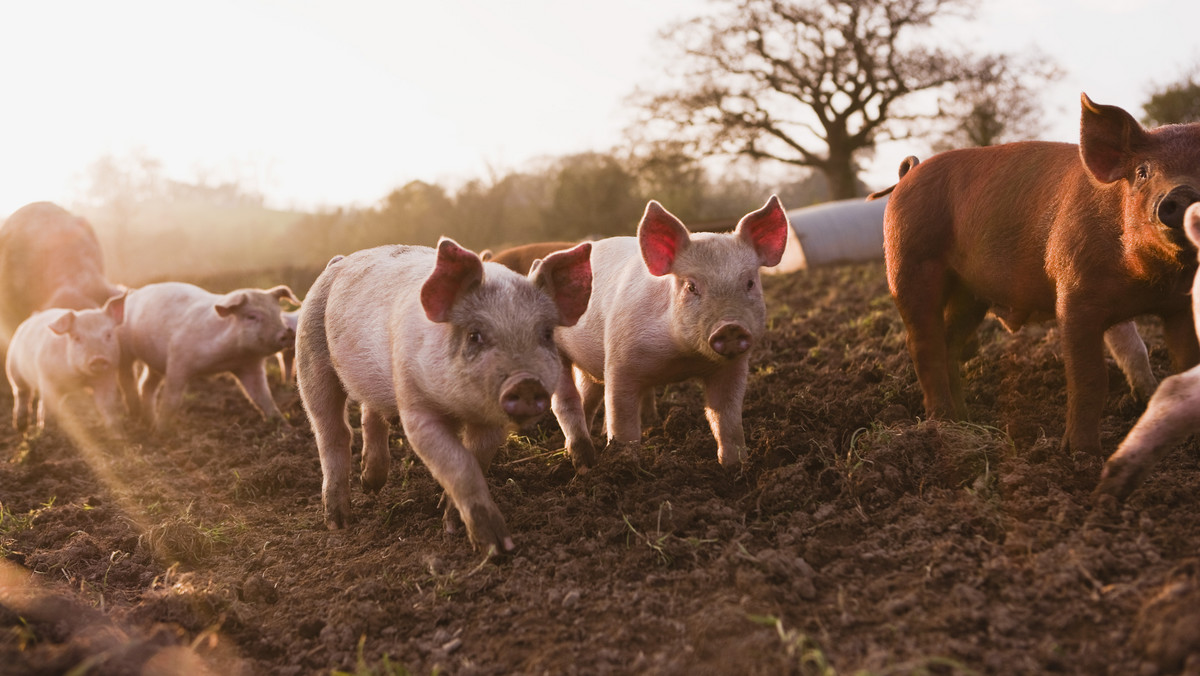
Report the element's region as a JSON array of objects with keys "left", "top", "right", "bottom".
[{"left": 1, "top": 0, "right": 1198, "bottom": 219}]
